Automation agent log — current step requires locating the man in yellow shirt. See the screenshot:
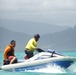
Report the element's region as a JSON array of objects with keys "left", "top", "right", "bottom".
[
  {"left": 3, "top": 40, "right": 18, "bottom": 65},
  {"left": 24, "top": 34, "right": 44, "bottom": 59}
]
